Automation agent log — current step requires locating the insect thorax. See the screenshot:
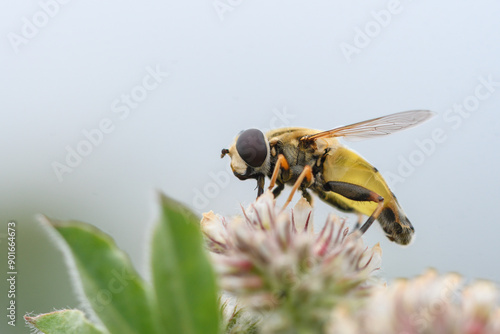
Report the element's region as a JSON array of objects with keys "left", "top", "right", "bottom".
[{"left": 266, "top": 128, "right": 327, "bottom": 186}]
